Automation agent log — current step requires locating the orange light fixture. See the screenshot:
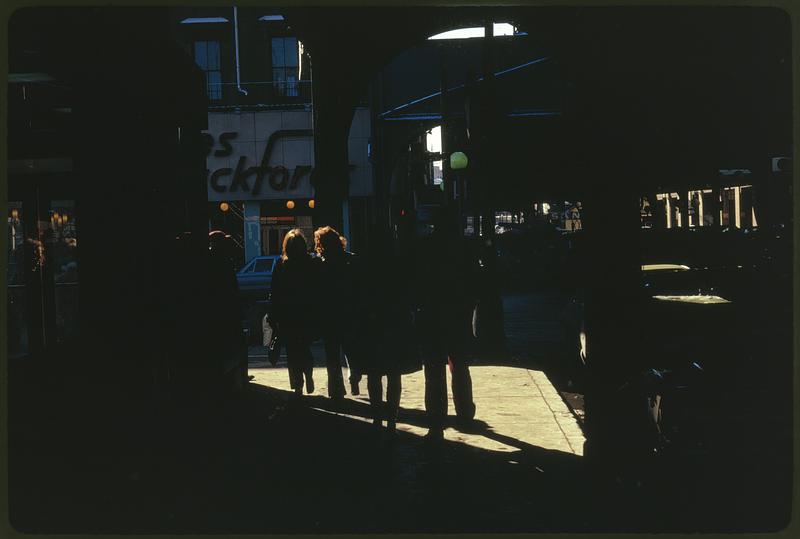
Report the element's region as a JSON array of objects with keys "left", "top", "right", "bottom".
[
  {"left": 219, "top": 202, "right": 230, "bottom": 212},
  {"left": 286, "top": 200, "right": 295, "bottom": 210},
  {"left": 308, "top": 199, "right": 315, "bottom": 209}
]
